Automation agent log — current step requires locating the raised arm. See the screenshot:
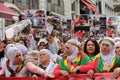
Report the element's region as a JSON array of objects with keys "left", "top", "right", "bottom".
[{"left": 26, "top": 62, "right": 55, "bottom": 78}]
